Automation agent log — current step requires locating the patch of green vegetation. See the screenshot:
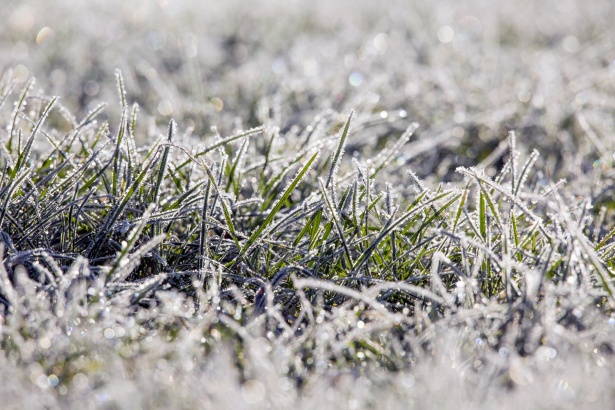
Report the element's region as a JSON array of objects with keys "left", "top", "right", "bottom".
[{"left": 1, "top": 0, "right": 615, "bottom": 408}]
